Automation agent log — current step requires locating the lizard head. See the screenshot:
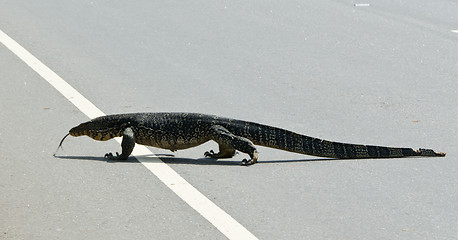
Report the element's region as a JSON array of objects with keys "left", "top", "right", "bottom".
[
  {"left": 55, "top": 114, "right": 133, "bottom": 155},
  {"left": 68, "top": 116, "right": 126, "bottom": 141},
  {"left": 55, "top": 119, "right": 117, "bottom": 155}
]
